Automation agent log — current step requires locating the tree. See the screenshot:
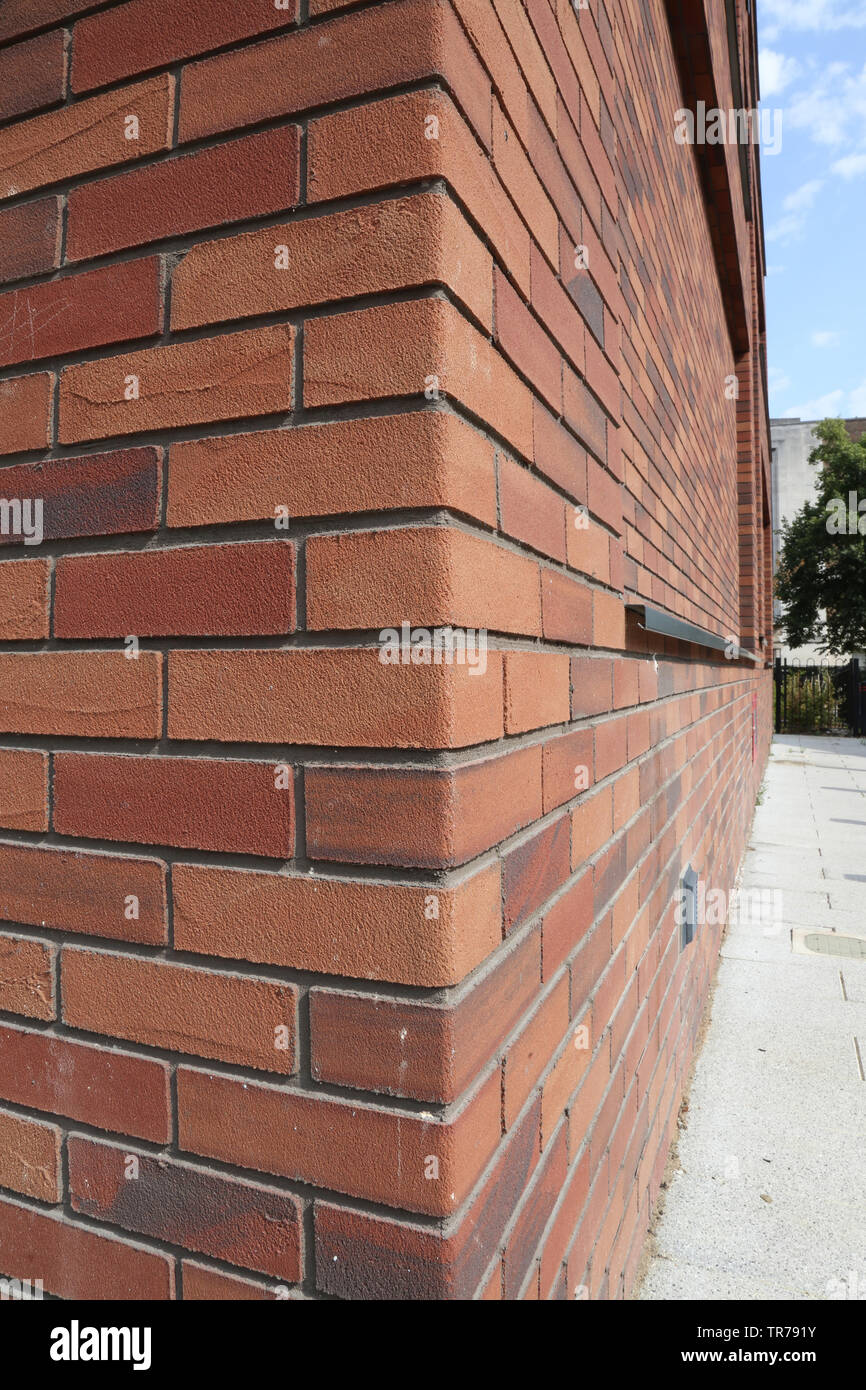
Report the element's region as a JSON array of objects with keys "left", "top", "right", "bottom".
[{"left": 775, "top": 418, "right": 866, "bottom": 654}]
